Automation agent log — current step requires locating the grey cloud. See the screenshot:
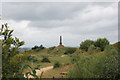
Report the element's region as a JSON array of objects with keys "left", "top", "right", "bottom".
[
  {"left": 28, "top": 20, "right": 65, "bottom": 28},
  {"left": 1, "top": 2, "right": 118, "bottom": 47},
  {"left": 2, "top": 2, "right": 113, "bottom": 21},
  {"left": 2, "top": 2, "right": 88, "bottom": 21},
  {"left": 27, "top": 2, "right": 117, "bottom": 29}
]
